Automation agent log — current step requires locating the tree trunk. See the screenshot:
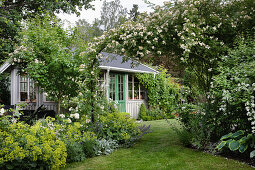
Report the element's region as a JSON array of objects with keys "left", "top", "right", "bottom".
[{"left": 58, "top": 99, "right": 61, "bottom": 114}]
